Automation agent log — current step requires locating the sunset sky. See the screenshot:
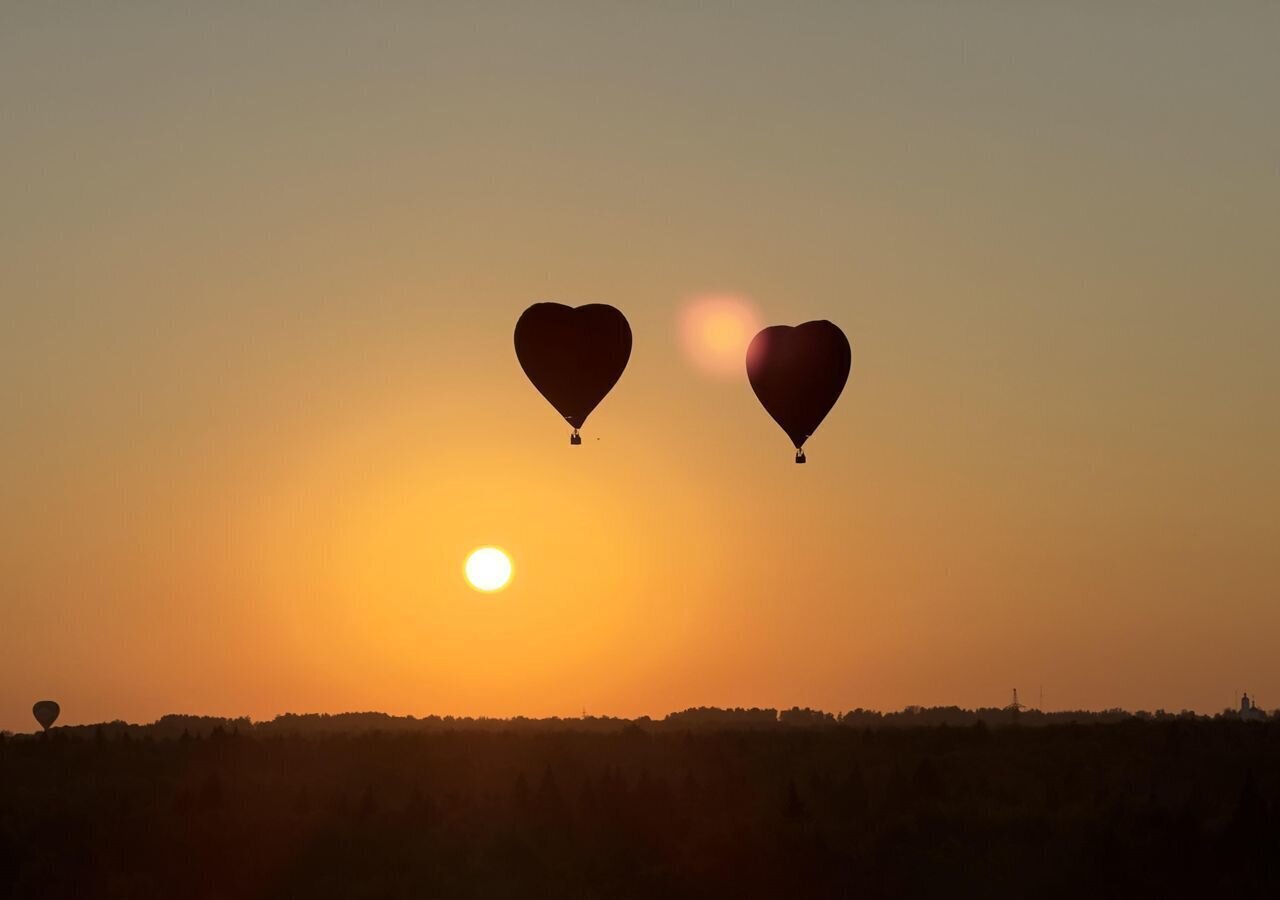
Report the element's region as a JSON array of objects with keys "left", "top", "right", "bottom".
[{"left": 2, "top": 4, "right": 1278, "bottom": 732}]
